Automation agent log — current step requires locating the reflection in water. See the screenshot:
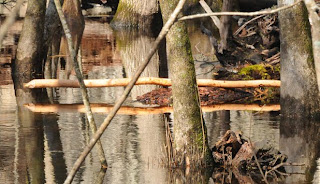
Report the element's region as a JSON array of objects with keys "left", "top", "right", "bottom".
[
  {"left": 0, "top": 20, "right": 319, "bottom": 184},
  {"left": 12, "top": 107, "right": 45, "bottom": 184},
  {"left": 280, "top": 118, "right": 320, "bottom": 184},
  {"left": 115, "top": 29, "right": 161, "bottom": 98},
  {"left": 43, "top": 113, "right": 67, "bottom": 184}
]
